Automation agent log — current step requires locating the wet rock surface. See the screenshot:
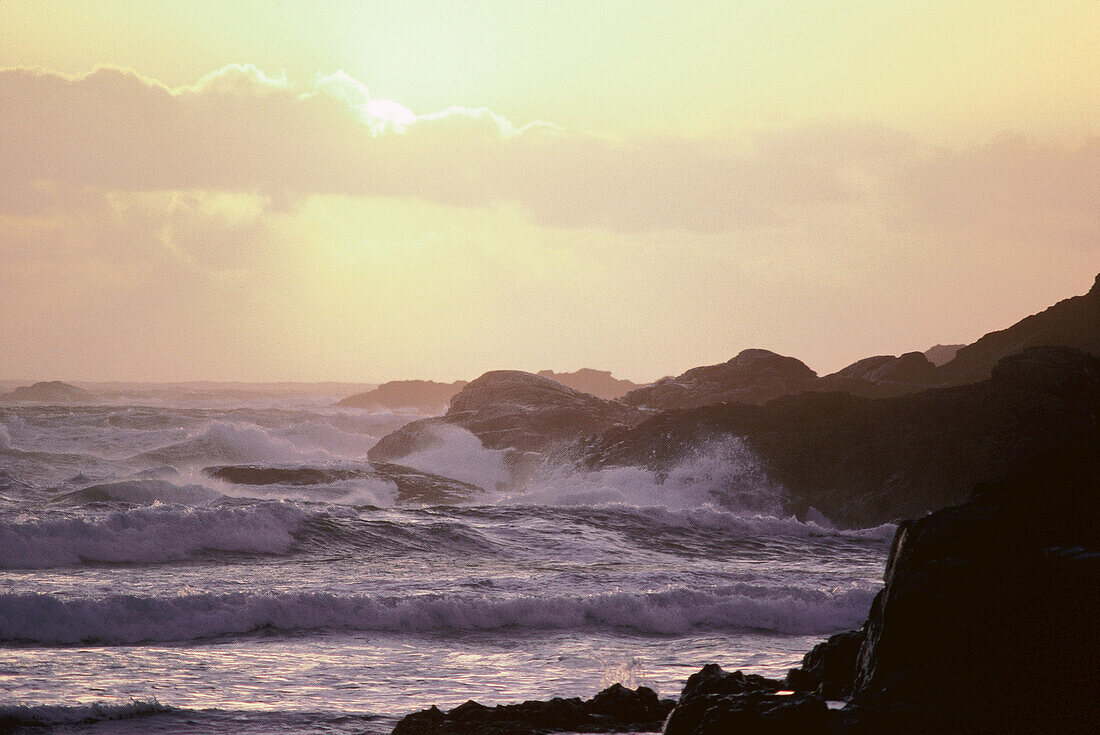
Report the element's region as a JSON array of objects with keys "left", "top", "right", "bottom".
[
  {"left": 390, "top": 683, "right": 674, "bottom": 735},
  {"left": 204, "top": 462, "right": 484, "bottom": 504}
]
